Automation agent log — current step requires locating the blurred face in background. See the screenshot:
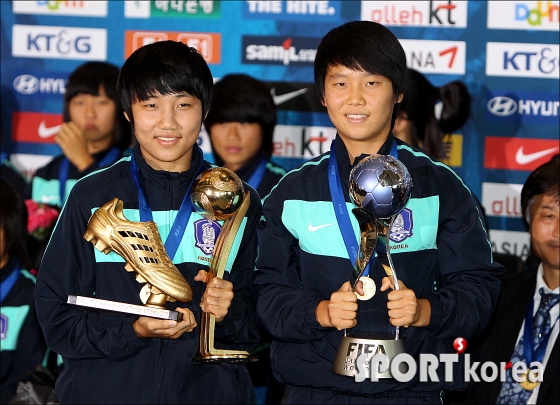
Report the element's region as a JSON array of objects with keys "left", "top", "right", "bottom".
[
  {"left": 68, "top": 84, "right": 117, "bottom": 145},
  {"left": 209, "top": 122, "right": 263, "bottom": 172}
]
